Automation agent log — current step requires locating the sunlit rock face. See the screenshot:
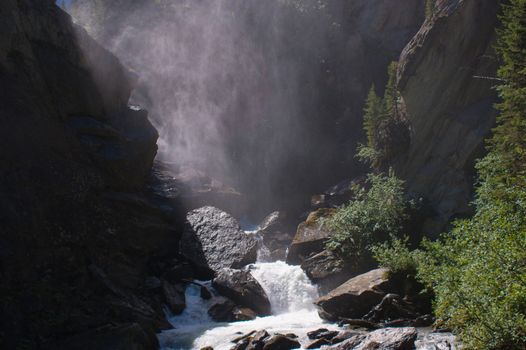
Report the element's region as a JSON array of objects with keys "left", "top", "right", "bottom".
[
  {"left": 0, "top": 1, "right": 167, "bottom": 348},
  {"left": 70, "top": 0, "right": 425, "bottom": 216},
  {"left": 392, "top": 0, "right": 501, "bottom": 235}
]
